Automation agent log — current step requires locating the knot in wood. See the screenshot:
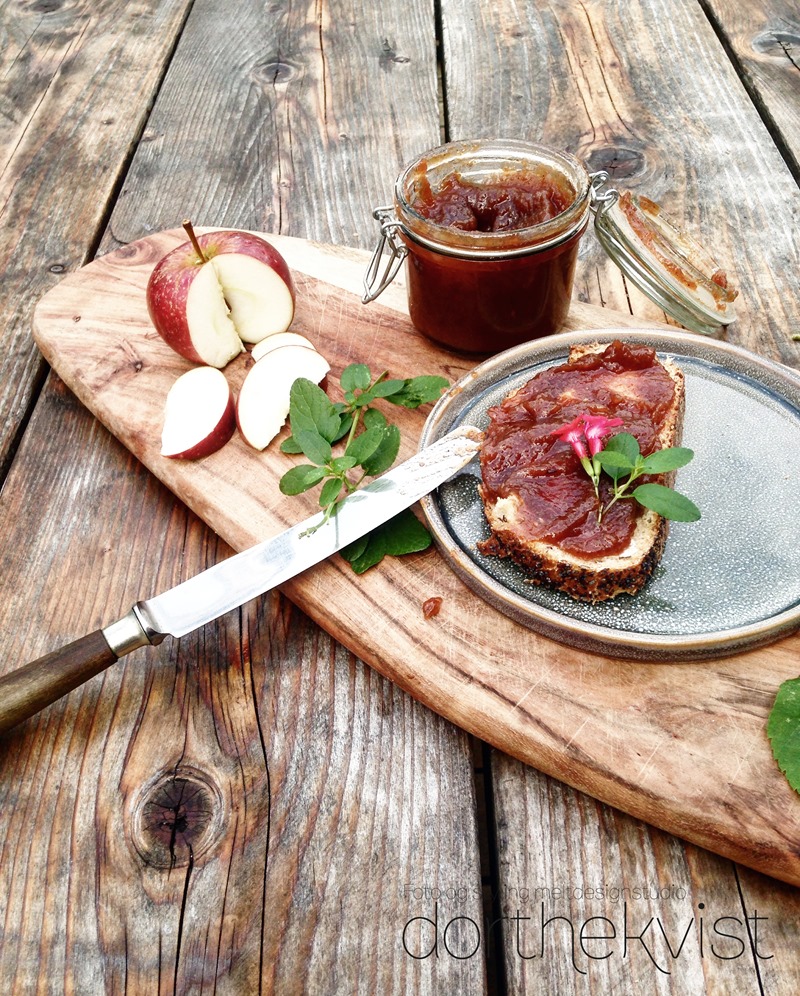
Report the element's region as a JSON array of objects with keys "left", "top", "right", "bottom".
[
  {"left": 252, "top": 60, "right": 299, "bottom": 86},
  {"left": 131, "top": 768, "right": 225, "bottom": 869},
  {"left": 586, "top": 146, "right": 645, "bottom": 181},
  {"left": 752, "top": 31, "right": 799, "bottom": 59}
]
